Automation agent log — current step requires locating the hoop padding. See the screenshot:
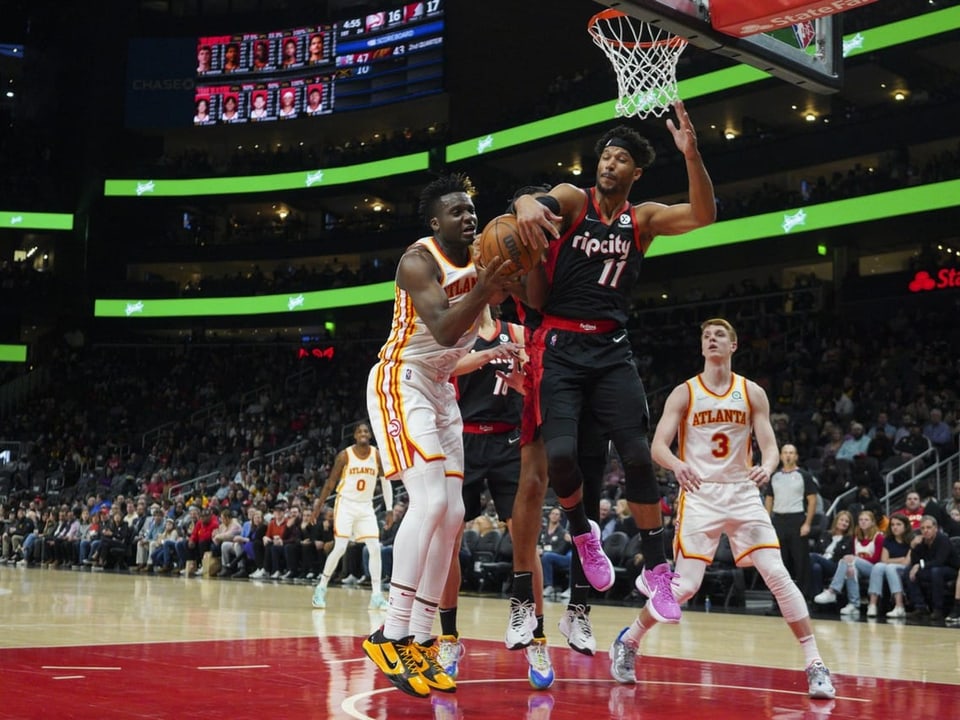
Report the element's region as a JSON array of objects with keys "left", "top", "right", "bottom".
[{"left": 588, "top": 9, "right": 687, "bottom": 119}]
